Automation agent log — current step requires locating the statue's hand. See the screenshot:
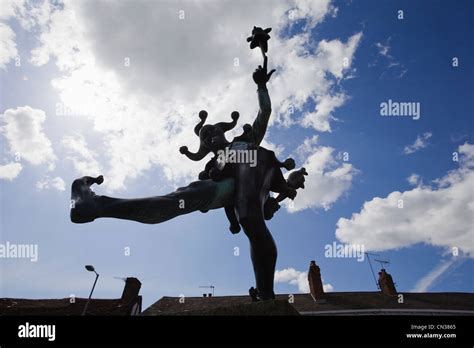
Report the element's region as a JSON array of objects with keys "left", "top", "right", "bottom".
[
  {"left": 179, "top": 146, "right": 188, "bottom": 154},
  {"left": 264, "top": 197, "right": 281, "bottom": 220},
  {"left": 253, "top": 56, "right": 275, "bottom": 88},
  {"left": 286, "top": 187, "right": 297, "bottom": 200}
]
